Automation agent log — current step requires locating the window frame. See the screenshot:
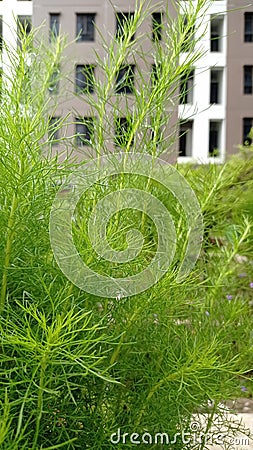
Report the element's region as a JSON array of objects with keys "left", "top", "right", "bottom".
[
  {"left": 243, "top": 118, "right": 253, "bottom": 145},
  {"left": 116, "top": 12, "right": 135, "bottom": 41},
  {"left": 244, "top": 65, "right": 253, "bottom": 94},
  {"left": 179, "top": 120, "right": 193, "bottom": 157},
  {"left": 181, "top": 16, "right": 195, "bottom": 53},
  {"left": 49, "top": 13, "right": 60, "bottom": 40},
  {"left": 209, "top": 120, "right": 221, "bottom": 157},
  {"left": 76, "top": 13, "right": 96, "bottom": 42},
  {"left": 152, "top": 12, "right": 163, "bottom": 41},
  {"left": 210, "top": 68, "right": 223, "bottom": 104},
  {"left": 49, "top": 117, "right": 60, "bottom": 145},
  {"left": 210, "top": 16, "right": 224, "bottom": 52},
  {"left": 114, "top": 116, "right": 134, "bottom": 148},
  {"left": 115, "top": 65, "right": 135, "bottom": 94},
  {"left": 75, "top": 64, "right": 95, "bottom": 94},
  {"left": 48, "top": 64, "right": 60, "bottom": 95},
  {"left": 75, "top": 117, "right": 94, "bottom": 146},
  {"left": 179, "top": 69, "right": 194, "bottom": 104},
  {"left": 244, "top": 12, "right": 253, "bottom": 42}
]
